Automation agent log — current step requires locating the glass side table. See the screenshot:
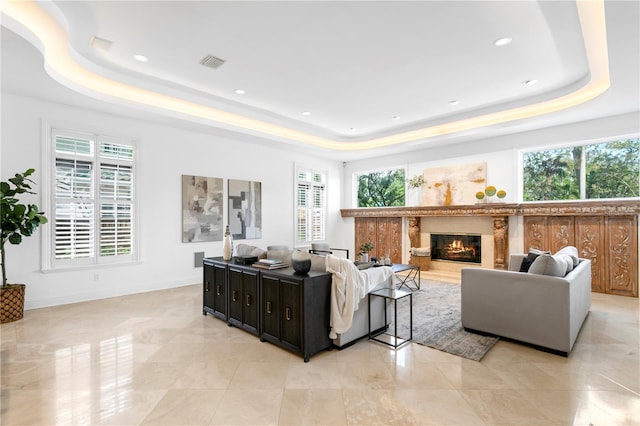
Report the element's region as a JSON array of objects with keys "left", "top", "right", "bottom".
[
  {"left": 391, "top": 263, "right": 420, "bottom": 291},
  {"left": 368, "top": 287, "right": 413, "bottom": 349}
]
